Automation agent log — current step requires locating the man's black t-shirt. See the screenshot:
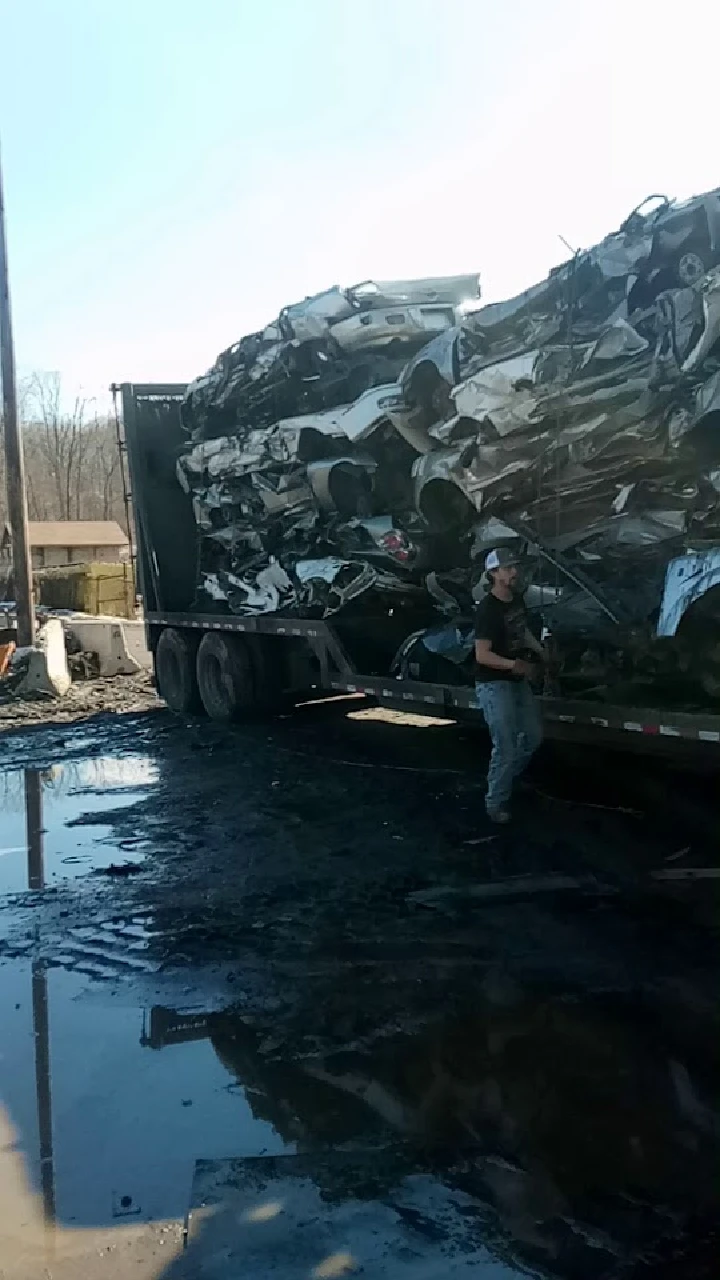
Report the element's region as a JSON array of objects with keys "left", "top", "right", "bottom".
[{"left": 474, "top": 591, "right": 529, "bottom": 681}]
